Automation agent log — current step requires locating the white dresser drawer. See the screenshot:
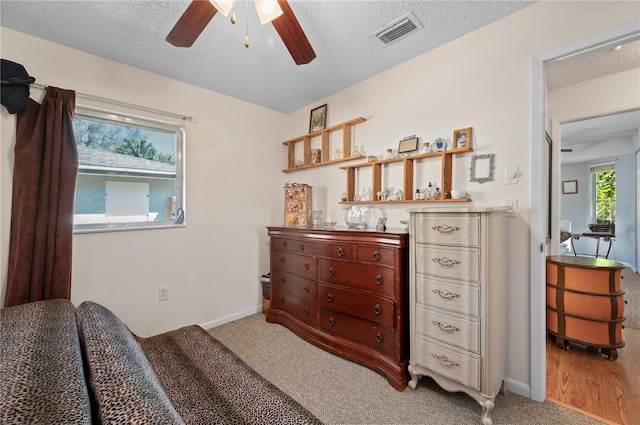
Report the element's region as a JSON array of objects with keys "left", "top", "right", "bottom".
[
  {"left": 415, "top": 245, "right": 480, "bottom": 282},
  {"left": 415, "top": 306, "right": 480, "bottom": 353},
  {"left": 414, "top": 213, "right": 480, "bottom": 247},
  {"left": 416, "top": 274, "right": 480, "bottom": 317},
  {"left": 413, "top": 335, "right": 480, "bottom": 391}
]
